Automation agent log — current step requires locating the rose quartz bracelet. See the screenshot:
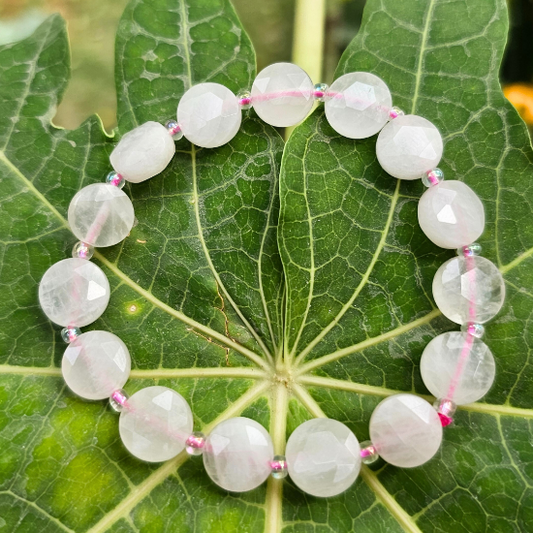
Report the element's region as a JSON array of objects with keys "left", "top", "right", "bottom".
[{"left": 38, "top": 62, "right": 505, "bottom": 498}]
